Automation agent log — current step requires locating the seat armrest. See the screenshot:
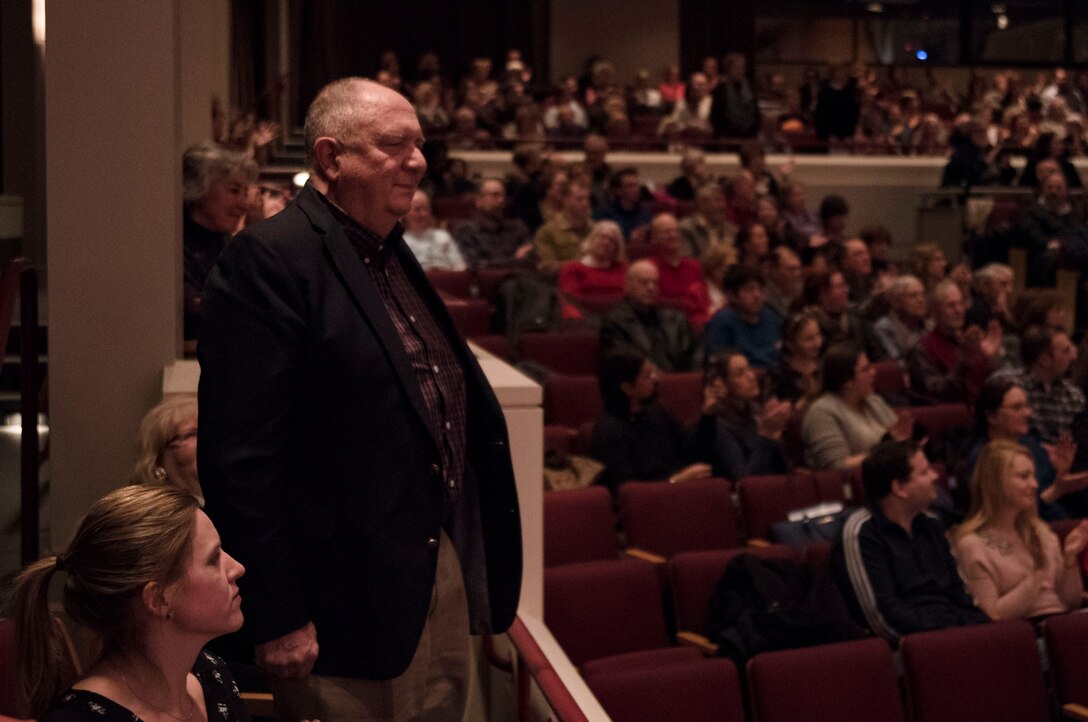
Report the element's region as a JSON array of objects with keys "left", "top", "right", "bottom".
[
  {"left": 242, "top": 692, "right": 274, "bottom": 719},
  {"left": 624, "top": 547, "right": 666, "bottom": 564},
  {"left": 676, "top": 631, "right": 719, "bottom": 655}
]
